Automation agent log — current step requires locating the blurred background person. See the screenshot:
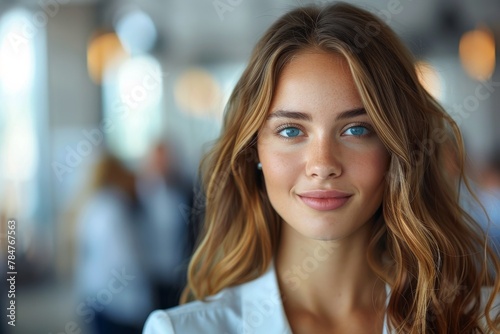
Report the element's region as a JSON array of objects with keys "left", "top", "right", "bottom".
[
  {"left": 444, "top": 139, "right": 500, "bottom": 257},
  {"left": 74, "top": 151, "right": 153, "bottom": 334},
  {"left": 136, "top": 140, "right": 196, "bottom": 310},
  {"left": 474, "top": 149, "right": 500, "bottom": 253}
]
